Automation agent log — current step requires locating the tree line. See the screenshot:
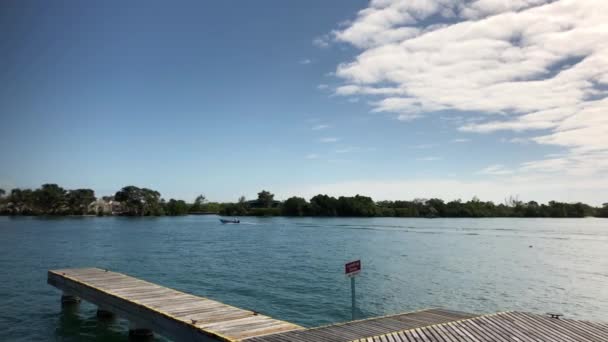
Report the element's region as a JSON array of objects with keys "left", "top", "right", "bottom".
[
  {"left": 264, "top": 193, "right": 608, "bottom": 218},
  {"left": 212, "top": 190, "right": 608, "bottom": 218},
  {"left": 1, "top": 185, "right": 607, "bottom": 218},
  {"left": 0, "top": 184, "right": 190, "bottom": 216}
]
